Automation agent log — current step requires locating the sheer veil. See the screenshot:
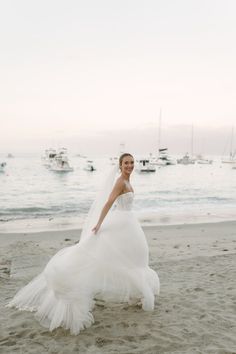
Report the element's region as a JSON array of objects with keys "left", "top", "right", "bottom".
[{"left": 79, "top": 164, "right": 119, "bottom": 242}]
